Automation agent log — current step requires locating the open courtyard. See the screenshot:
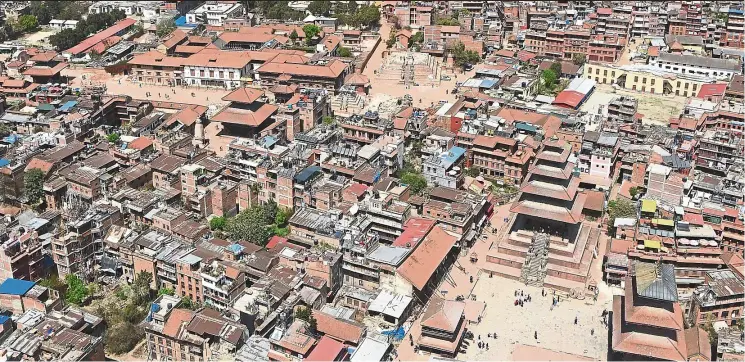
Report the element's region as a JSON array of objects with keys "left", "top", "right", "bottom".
[{"left": 458, "top": 276, "right": 614, "bottom": 361}]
